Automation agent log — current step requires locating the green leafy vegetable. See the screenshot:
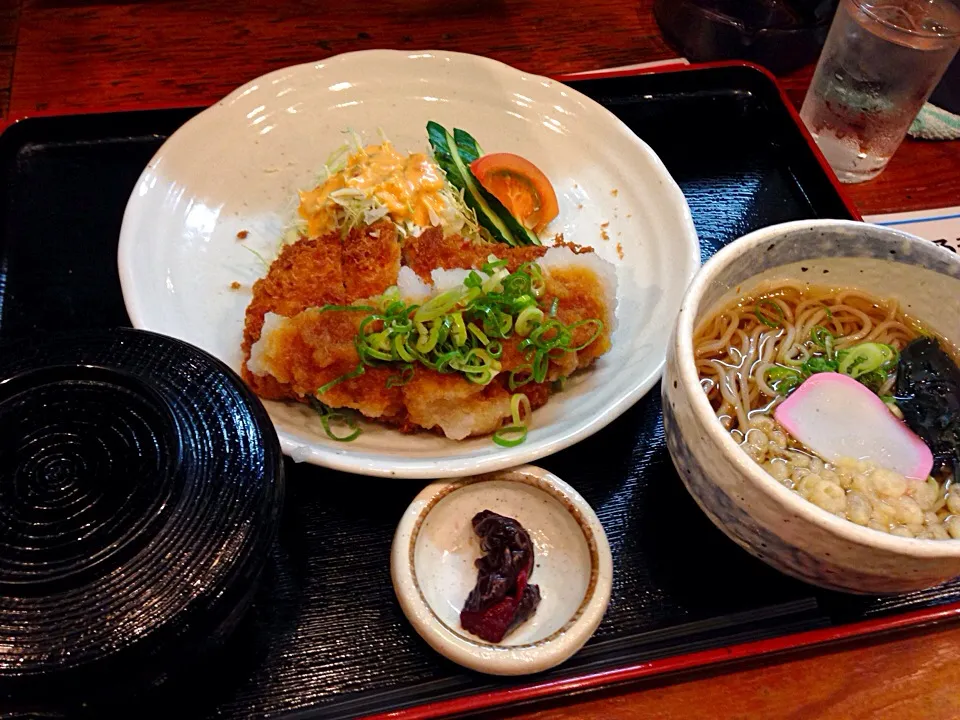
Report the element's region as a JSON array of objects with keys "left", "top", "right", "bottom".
[
  {"left": 426, "top": 122, "right": 542, "bottom": 246},
  {"left": 427, "top": 121, "right": 518, "bottom": 245},
  {"left": 452, "top": 128, "right": 540, "bottom": 246}
]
